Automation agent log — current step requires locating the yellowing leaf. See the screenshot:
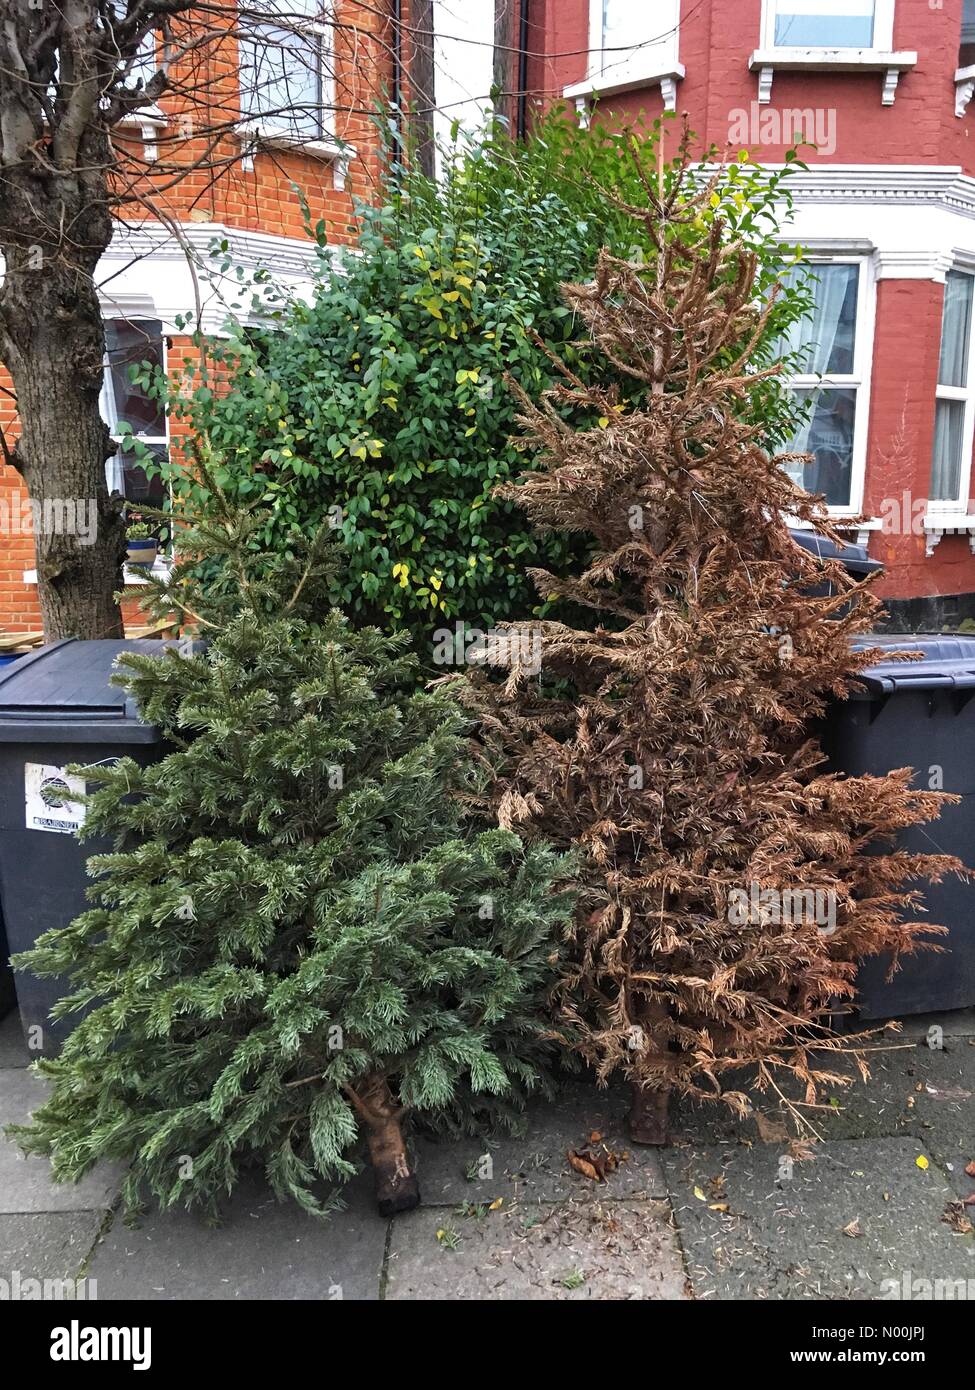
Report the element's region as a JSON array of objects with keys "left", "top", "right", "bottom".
[
  {"left": 693, "top": 1186, "right": 707, "bottom": 1202},
  {"left": 598, "top": 416, "right": 610, "bottom": 429},
  {"left": 488, "top": 1198, "right": 503, "bottom": 1211},
  {"left": 916, "top": 1155, "right": 930, "bottom": 1170}
]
